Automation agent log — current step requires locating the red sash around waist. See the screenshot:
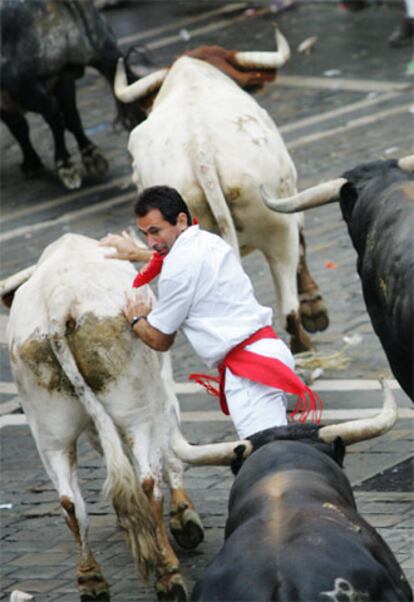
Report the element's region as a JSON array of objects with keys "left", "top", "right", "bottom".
[{"left": 189, "top": 326, "right": 323, "bottom": 424}]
